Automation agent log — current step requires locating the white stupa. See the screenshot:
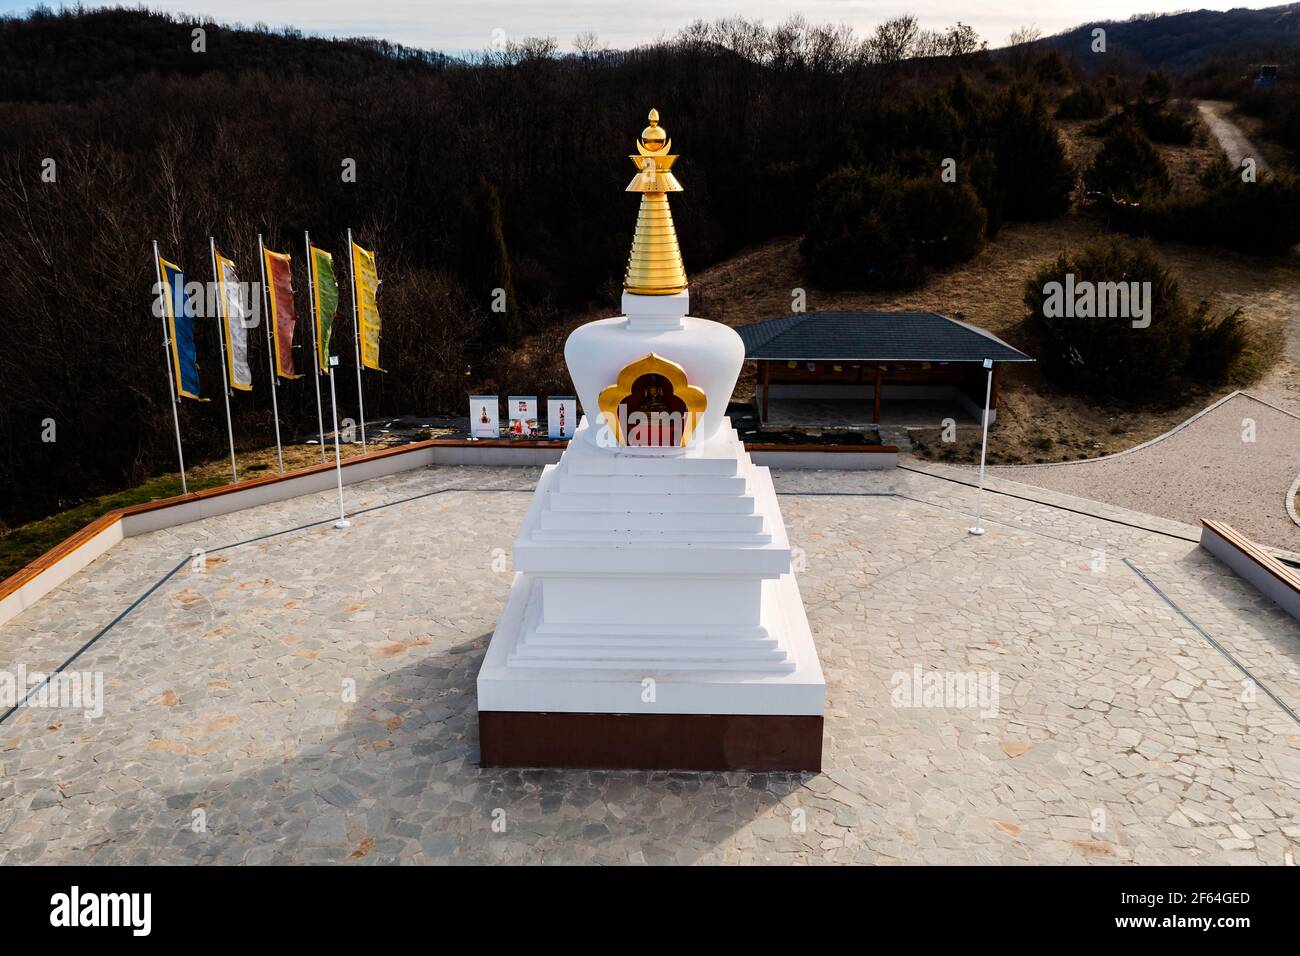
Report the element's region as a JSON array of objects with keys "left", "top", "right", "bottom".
[{"left": 477, "top": 110, "right": 825, "bottom": 771}]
